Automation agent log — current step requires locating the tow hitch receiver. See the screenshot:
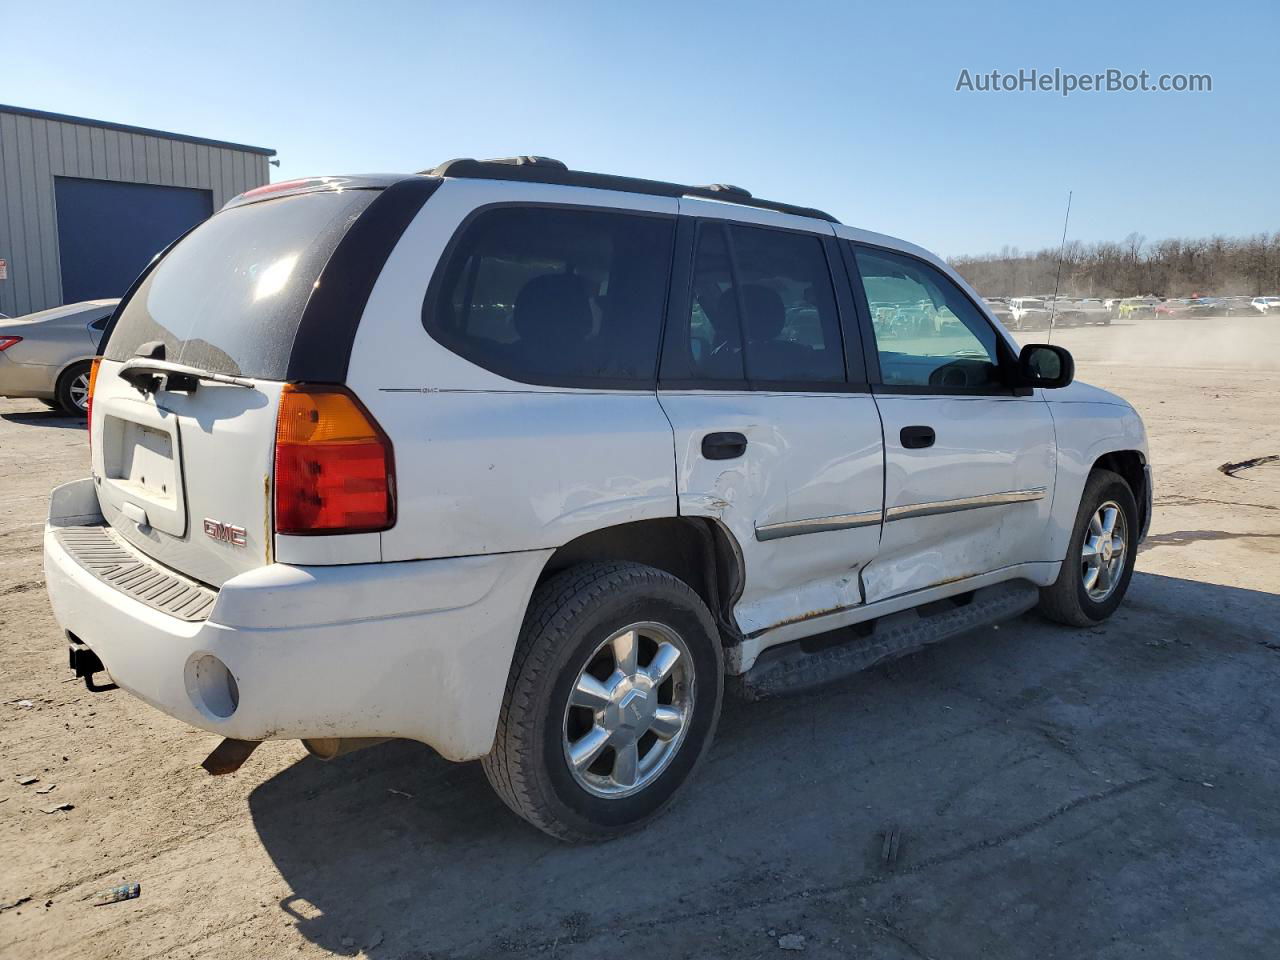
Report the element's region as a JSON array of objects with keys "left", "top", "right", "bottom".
[
  {"left": 68, "top": 635, "right": 117, "bottom": 693},
  {"left": 201, "top": 738, "right": 261, "bottom": 776}
]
